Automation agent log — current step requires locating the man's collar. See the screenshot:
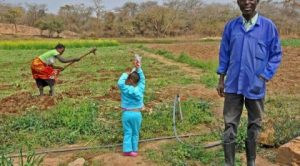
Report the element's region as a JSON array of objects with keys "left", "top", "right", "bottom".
[{"left": 242, "top": 12, "right": 259, "bottom": 25}]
